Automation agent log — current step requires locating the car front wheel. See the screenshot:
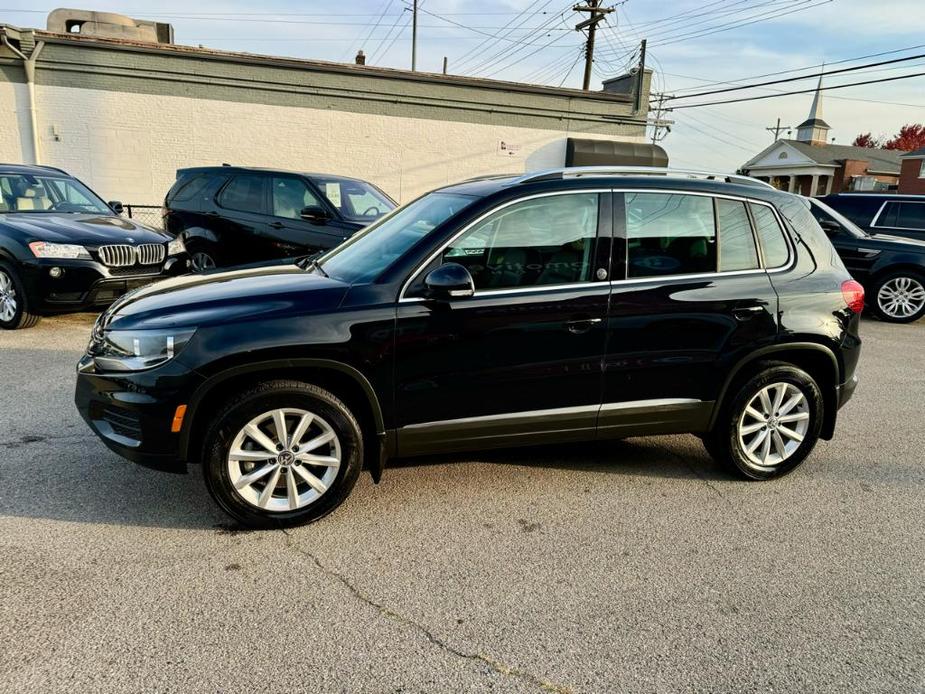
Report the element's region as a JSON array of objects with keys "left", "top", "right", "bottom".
[
  {"left": 202, "top": 380, "right": 363, "bottom": 528},
  {"left": 871, "top": 271, "right": 925, "bottom": 323},
  {"left": 704, "top": 364, "right": 823, "bottom": 480},
  {"left": 0, "top": 261, "right": 41, "bottom": 330}
]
